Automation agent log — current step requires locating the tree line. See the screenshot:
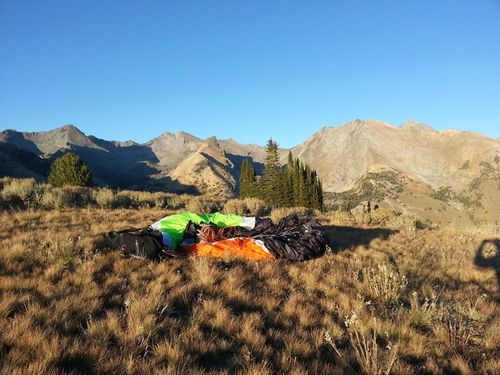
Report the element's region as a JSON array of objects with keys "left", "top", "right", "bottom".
[{"left": 239, "top": 139, "right": 324, "bottom": 210}]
